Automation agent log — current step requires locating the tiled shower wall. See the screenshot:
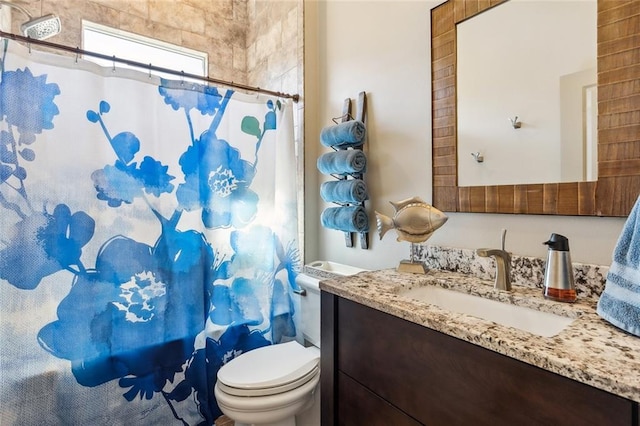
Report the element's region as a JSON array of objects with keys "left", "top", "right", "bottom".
[
  {"left": 7, "top": 0, "right": 302, "bottom": 99},
  {"left": 244, "top": 0, "right": 304, "bottom": 258},
  {"left": 10, "top": 0, "right": 246, "bottom": 83},
  {"left": 246, "top": 0, "right": 300, "bottom": 96}
]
